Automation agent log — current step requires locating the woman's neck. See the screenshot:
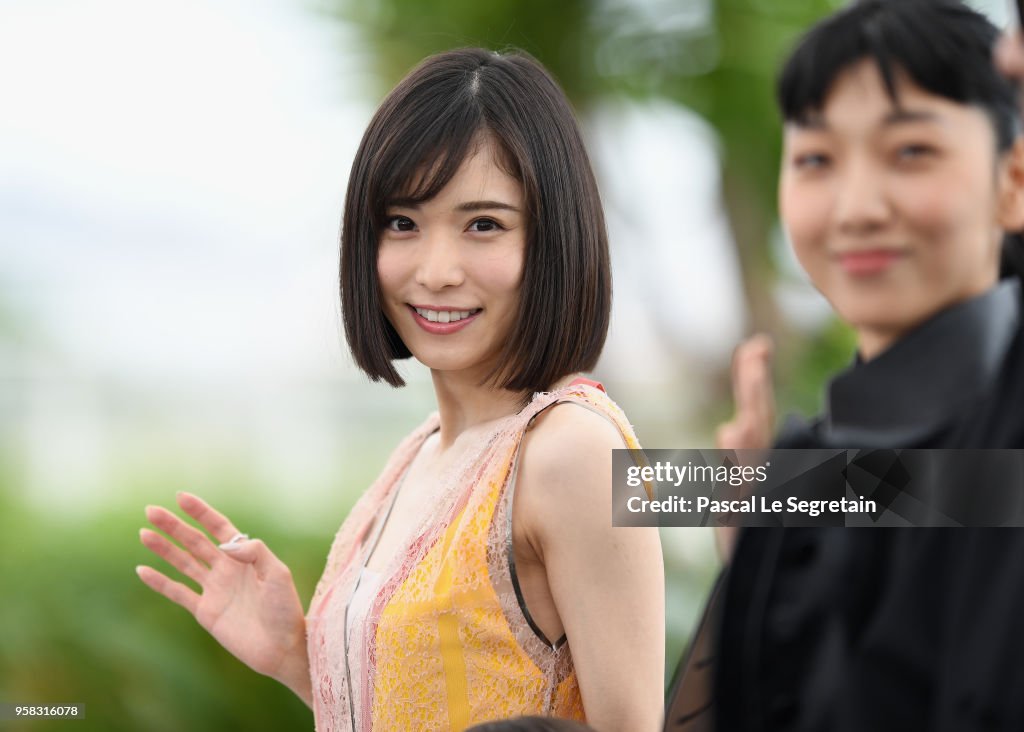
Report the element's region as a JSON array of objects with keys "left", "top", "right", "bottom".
[
  {"left": 855, "top": 326, "right": 905, "bottom": 362},
  {"left": 429, "top": 370, "right": 580, "bottom": 450},
  {"left": 429, "top": 370, "right": 527, "bottom": 450}
]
